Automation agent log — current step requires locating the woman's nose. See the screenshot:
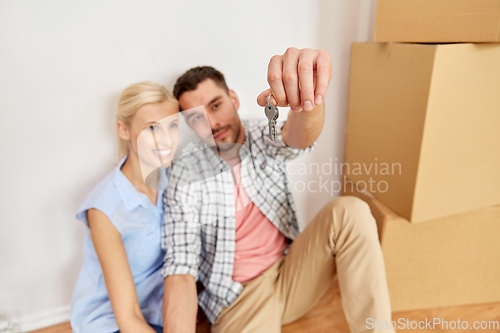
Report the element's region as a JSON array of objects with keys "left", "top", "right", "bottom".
[
  {"left": 166, "top": 130, "right": 179, "bottom": 147},
  {"left": 157, "top": 128, "right": 173, "bottom": 147}
]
